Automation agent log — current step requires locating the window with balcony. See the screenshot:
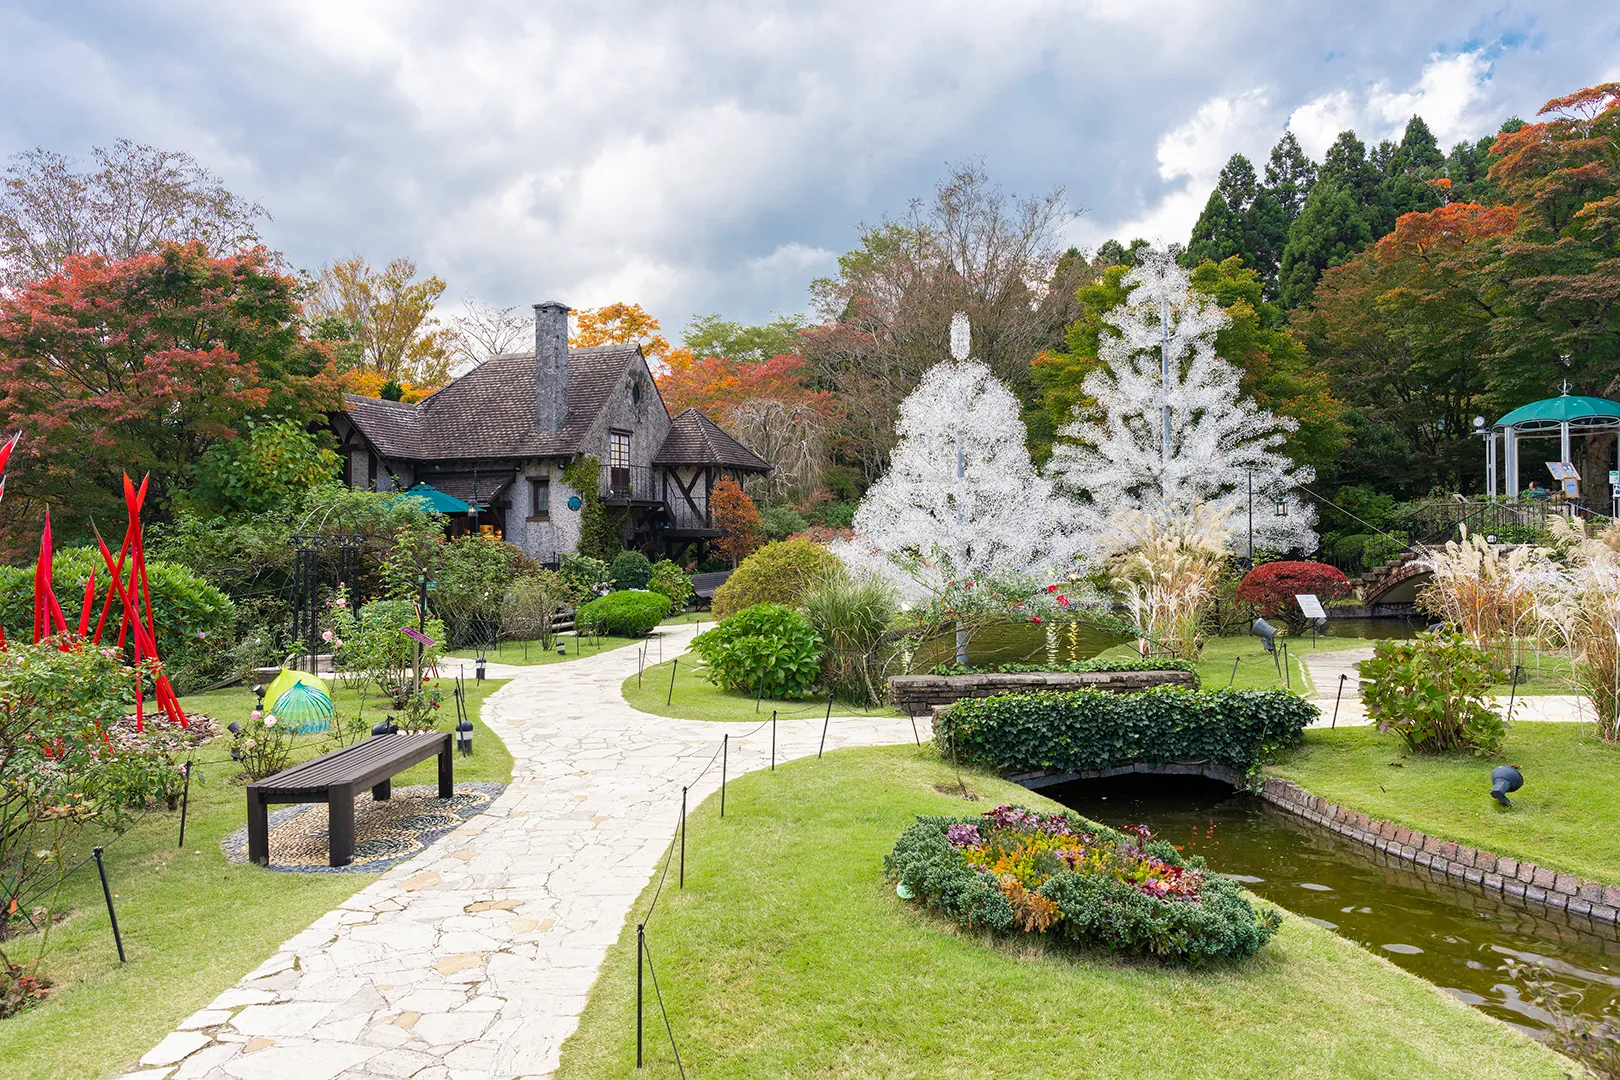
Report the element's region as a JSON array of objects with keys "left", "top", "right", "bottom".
[{"left": 608, "top": 431, "right": 632, "bottom": 496}]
